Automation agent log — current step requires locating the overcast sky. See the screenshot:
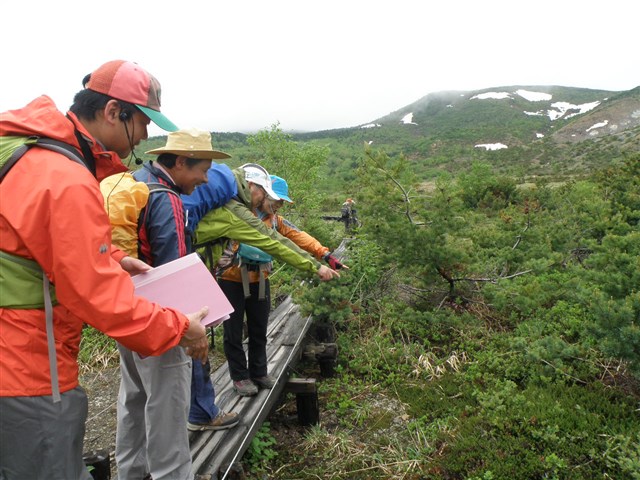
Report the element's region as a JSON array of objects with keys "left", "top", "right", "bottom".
[{"left": 1, "top": 0, "right": 637, "bottom": 136}]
